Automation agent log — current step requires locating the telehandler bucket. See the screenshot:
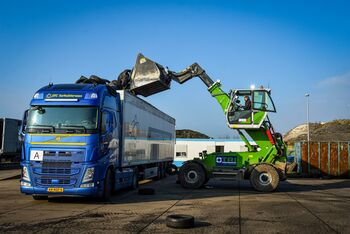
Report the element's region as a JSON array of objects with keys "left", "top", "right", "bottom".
[{"left": 130, "top": 53, "right": 172, "bottom": 97}]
